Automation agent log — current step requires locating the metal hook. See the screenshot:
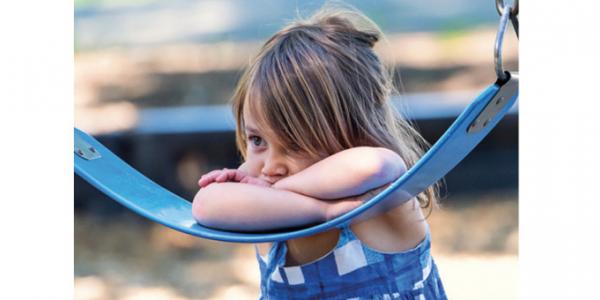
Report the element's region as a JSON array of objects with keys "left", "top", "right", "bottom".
[{"left": 494, "top": 3, "right": 512, "bottom": 82}]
